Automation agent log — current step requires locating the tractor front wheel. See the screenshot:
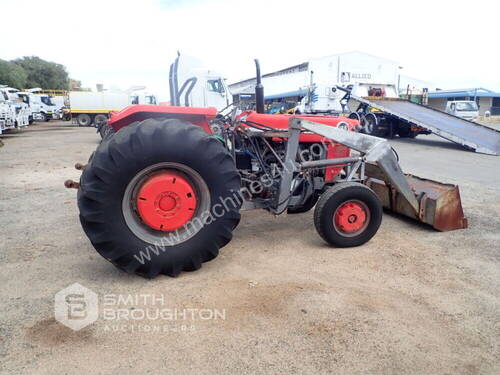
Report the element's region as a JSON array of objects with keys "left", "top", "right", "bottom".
[
  {"left": 77, "top": 118, "right": 241, "bottom": 278},
  {"left": 314, "top": 182, "right": 382, "bottom": 247}
]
